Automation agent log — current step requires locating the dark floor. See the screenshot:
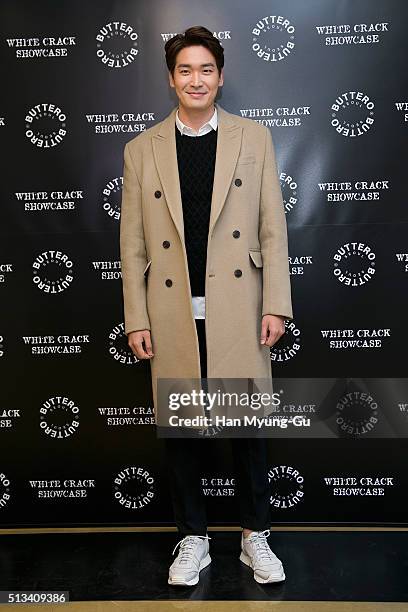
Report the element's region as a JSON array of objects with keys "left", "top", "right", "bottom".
[{"left": 0, "top": 531, "right": 407, "bottom": 602}]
